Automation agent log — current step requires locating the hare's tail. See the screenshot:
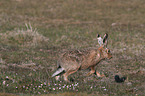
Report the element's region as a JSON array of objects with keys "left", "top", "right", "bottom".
[{"left": 52, "top": 67, "right": 65, "bottom": 77}]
